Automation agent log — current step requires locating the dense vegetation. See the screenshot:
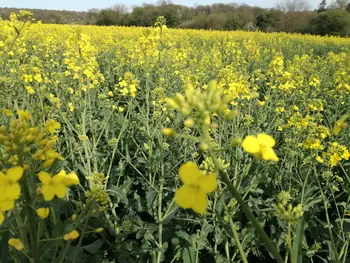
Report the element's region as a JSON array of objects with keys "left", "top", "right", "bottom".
[
  {"left": 0, "top": 11, "right": 349, "bottom": 263},
  {"left": 1, "top": 0, "right": 350, "bottom": 36}
]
